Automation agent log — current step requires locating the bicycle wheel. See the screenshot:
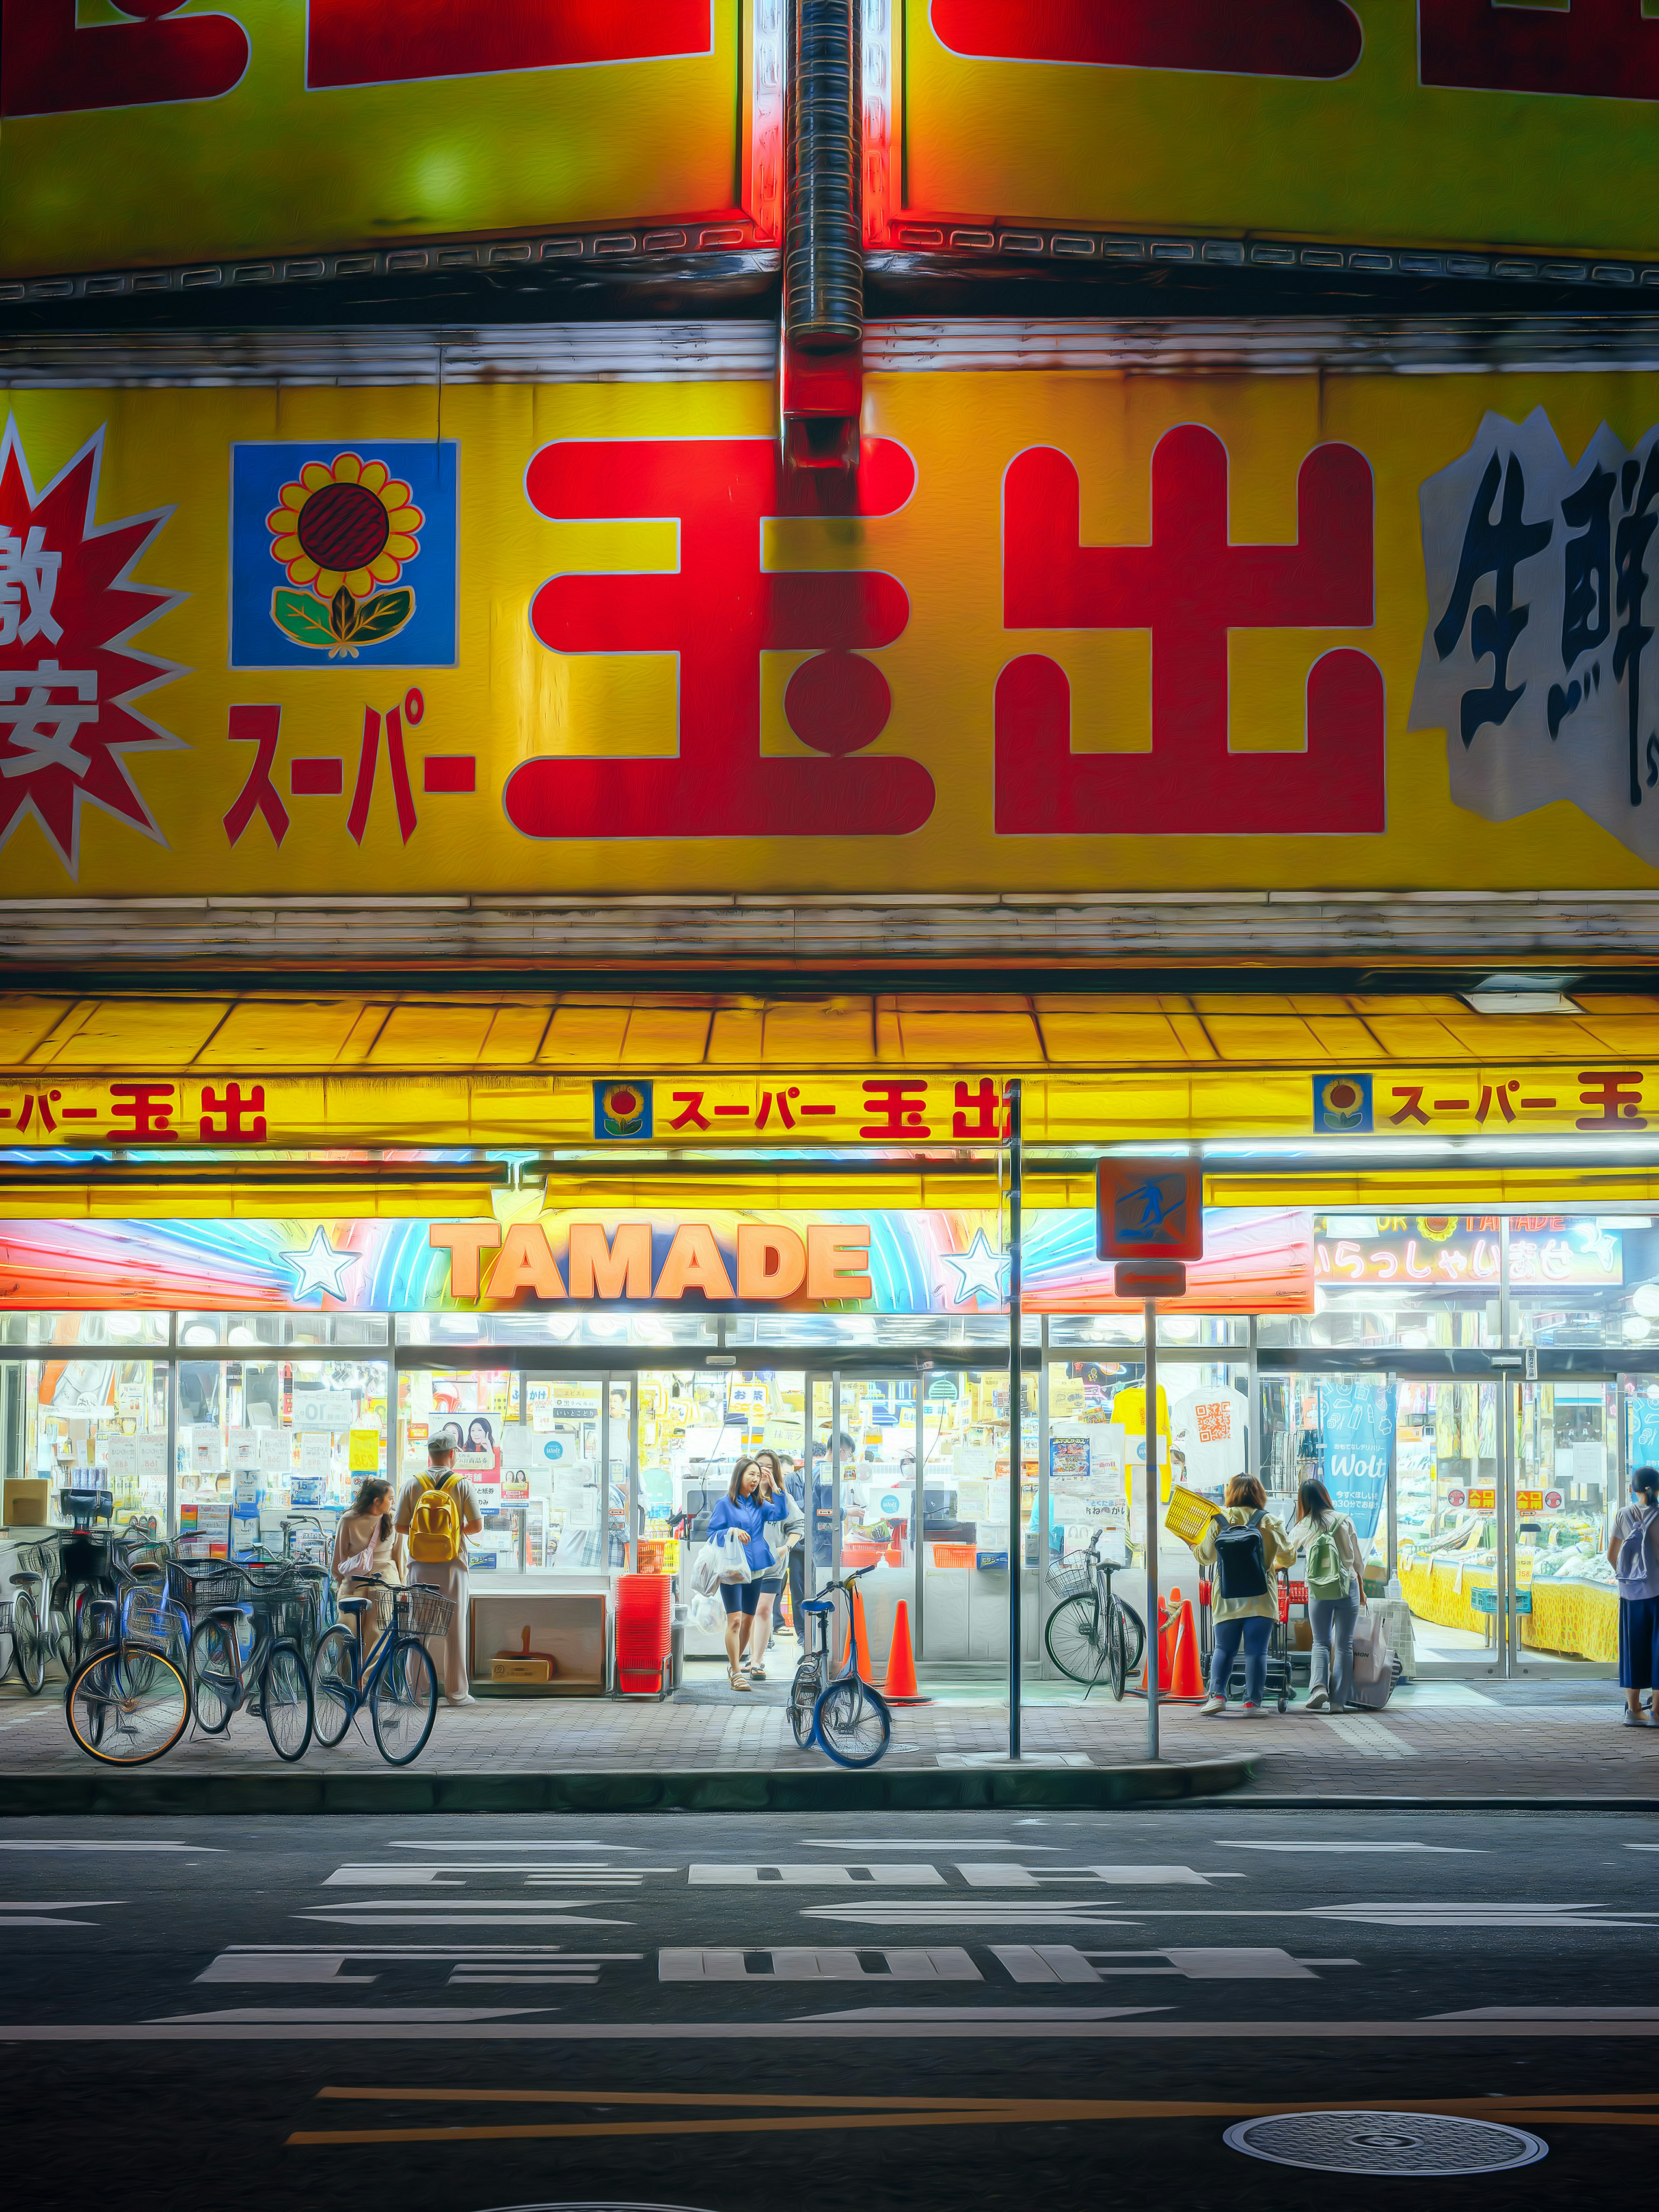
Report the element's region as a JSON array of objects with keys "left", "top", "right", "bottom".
[
  {"left": 188, "top": 1619, "right": 238, "bottom": 1732},
  {"left": 814, "top": 1677, "right": 891, "bottom": 1769},
  {"left": 11, "top": 1589, "right": 45, "bottom": 1694},
  {"left": 370, "top": 1635, "right": 437, "bottom": 1766},
  {"left": 788, "top": 1656, "right": 820, "bottom": 1748},
  {"left": 67, "top": 1646, "right": 188, "bottom": 1766},
  {"left": 261, "top": 1640, "right": 313, "bottom": 1761},
  {"left": 1044, "top": 1592, "right": 1112, "bottom": 1685},
  {"left": 1116, "top": 1595, "right": 1146, "bottom": 1676},
  {"left": 311, "top": 1624, "right": 358, "bottom": 1748}
]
